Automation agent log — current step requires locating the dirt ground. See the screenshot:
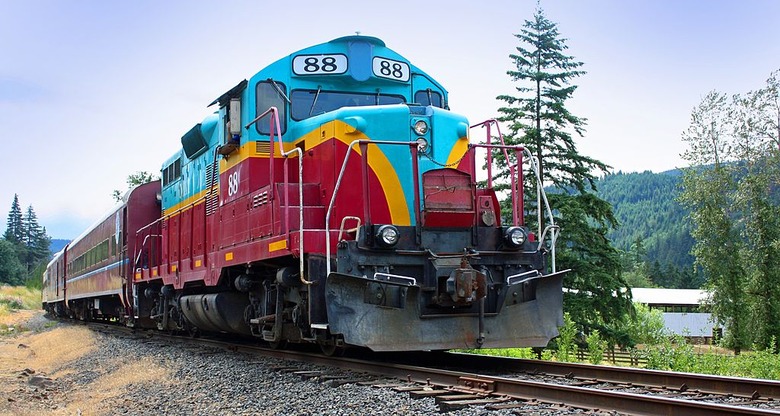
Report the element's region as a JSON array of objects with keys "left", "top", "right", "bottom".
[{"left": 0, "top": 310, "right": 169, "bottom": 416}]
